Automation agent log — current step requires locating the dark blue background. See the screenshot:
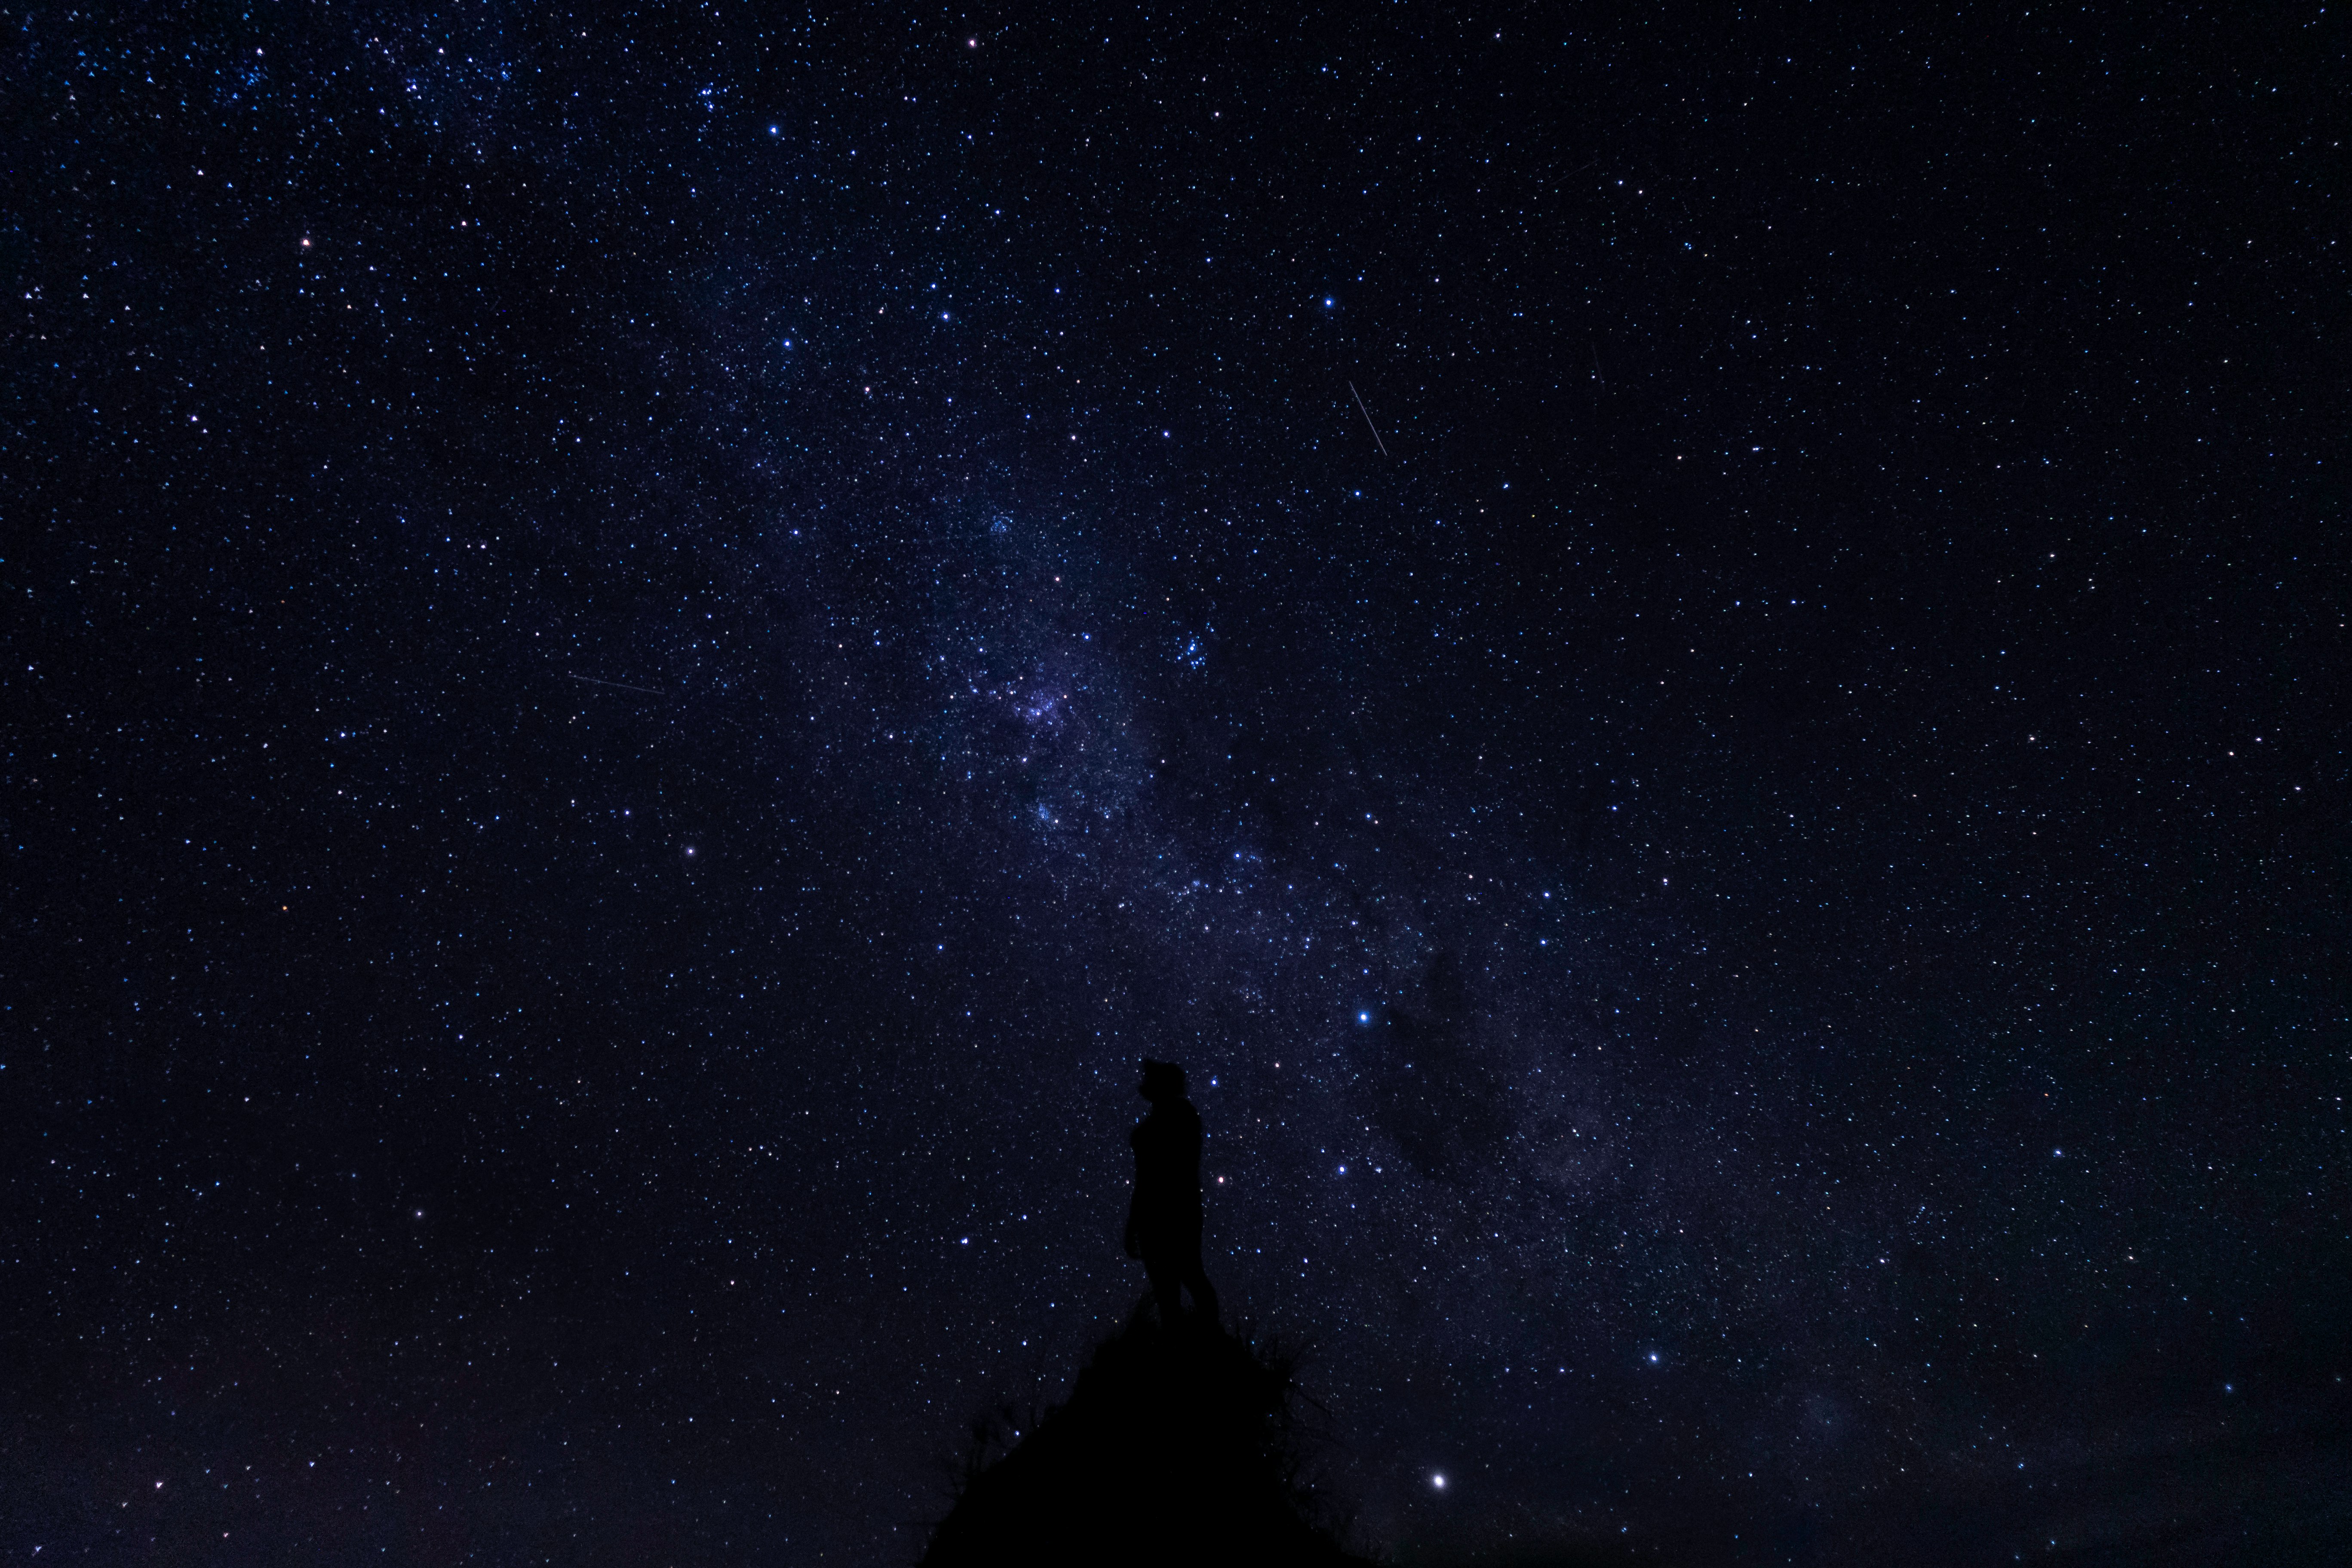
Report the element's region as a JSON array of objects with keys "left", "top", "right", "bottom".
[{"left": 6, "top": 3, "right": 2344, "bottom": 1562}]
